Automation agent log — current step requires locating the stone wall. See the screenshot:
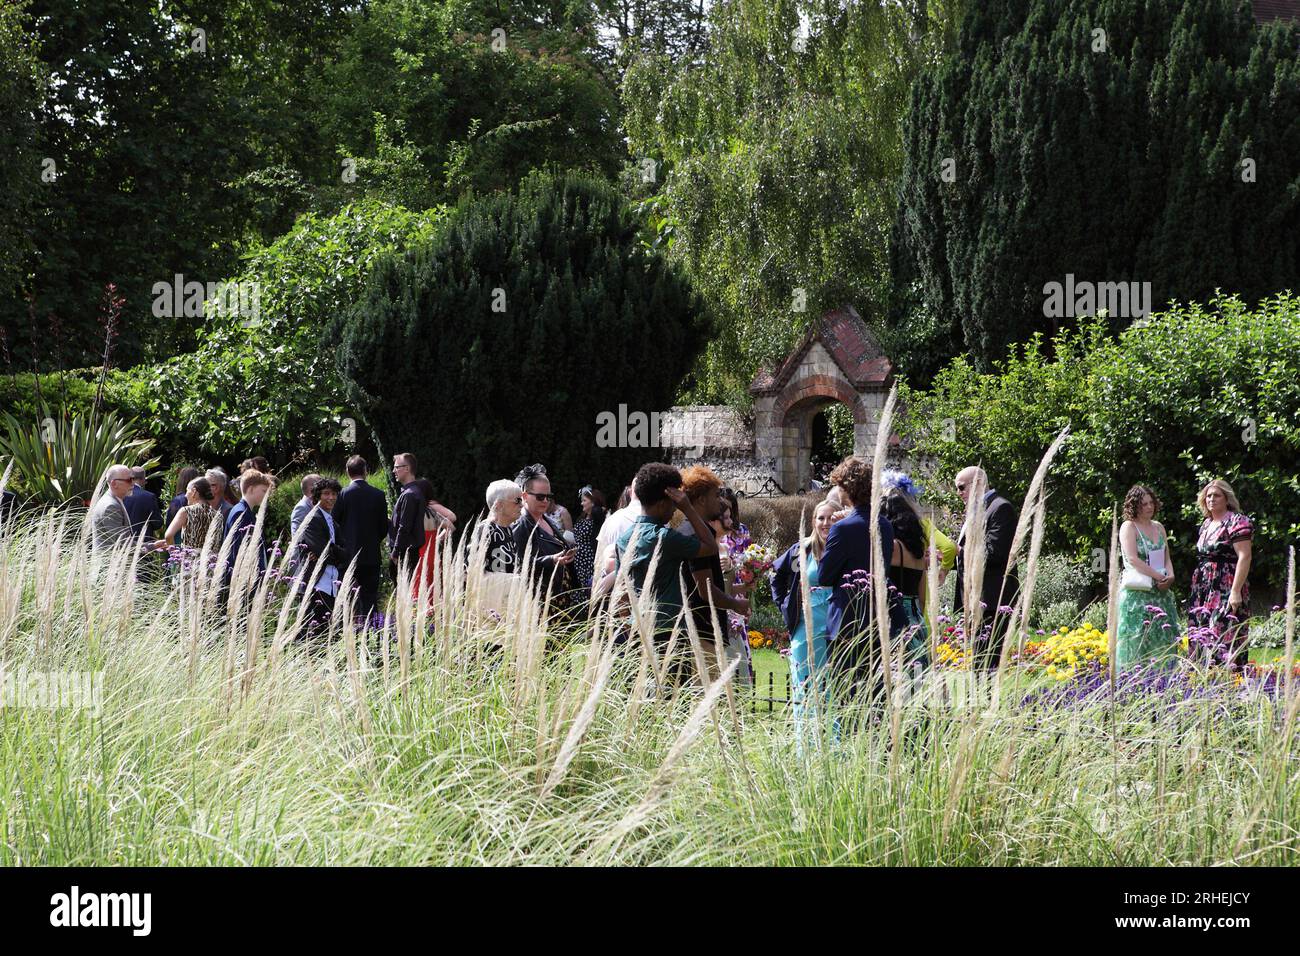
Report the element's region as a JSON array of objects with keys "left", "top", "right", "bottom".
[{"left": 658, "top": 405, "right": 781, "bottom": 495}]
